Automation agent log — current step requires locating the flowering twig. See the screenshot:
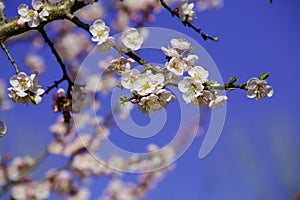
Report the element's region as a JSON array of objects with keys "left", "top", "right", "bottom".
[
  {"left": 66, "top": 14, "right": 158, "bottom": 71},
  {"left": 159, "top": 0, "right": 218, "bottom": 42},
  {"left": 0, "top": 42, "right": 19, "bottom": 74},
  {"left": 0, "top": 149, "right": 49, "bottom": 197}
]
